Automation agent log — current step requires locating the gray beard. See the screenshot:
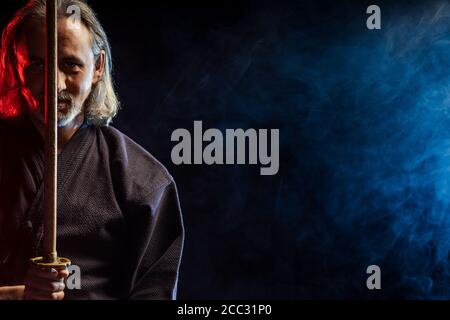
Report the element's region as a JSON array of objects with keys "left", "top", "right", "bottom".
[{"left": 57, "top": 102, "right": 83, "bottom": 127}]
